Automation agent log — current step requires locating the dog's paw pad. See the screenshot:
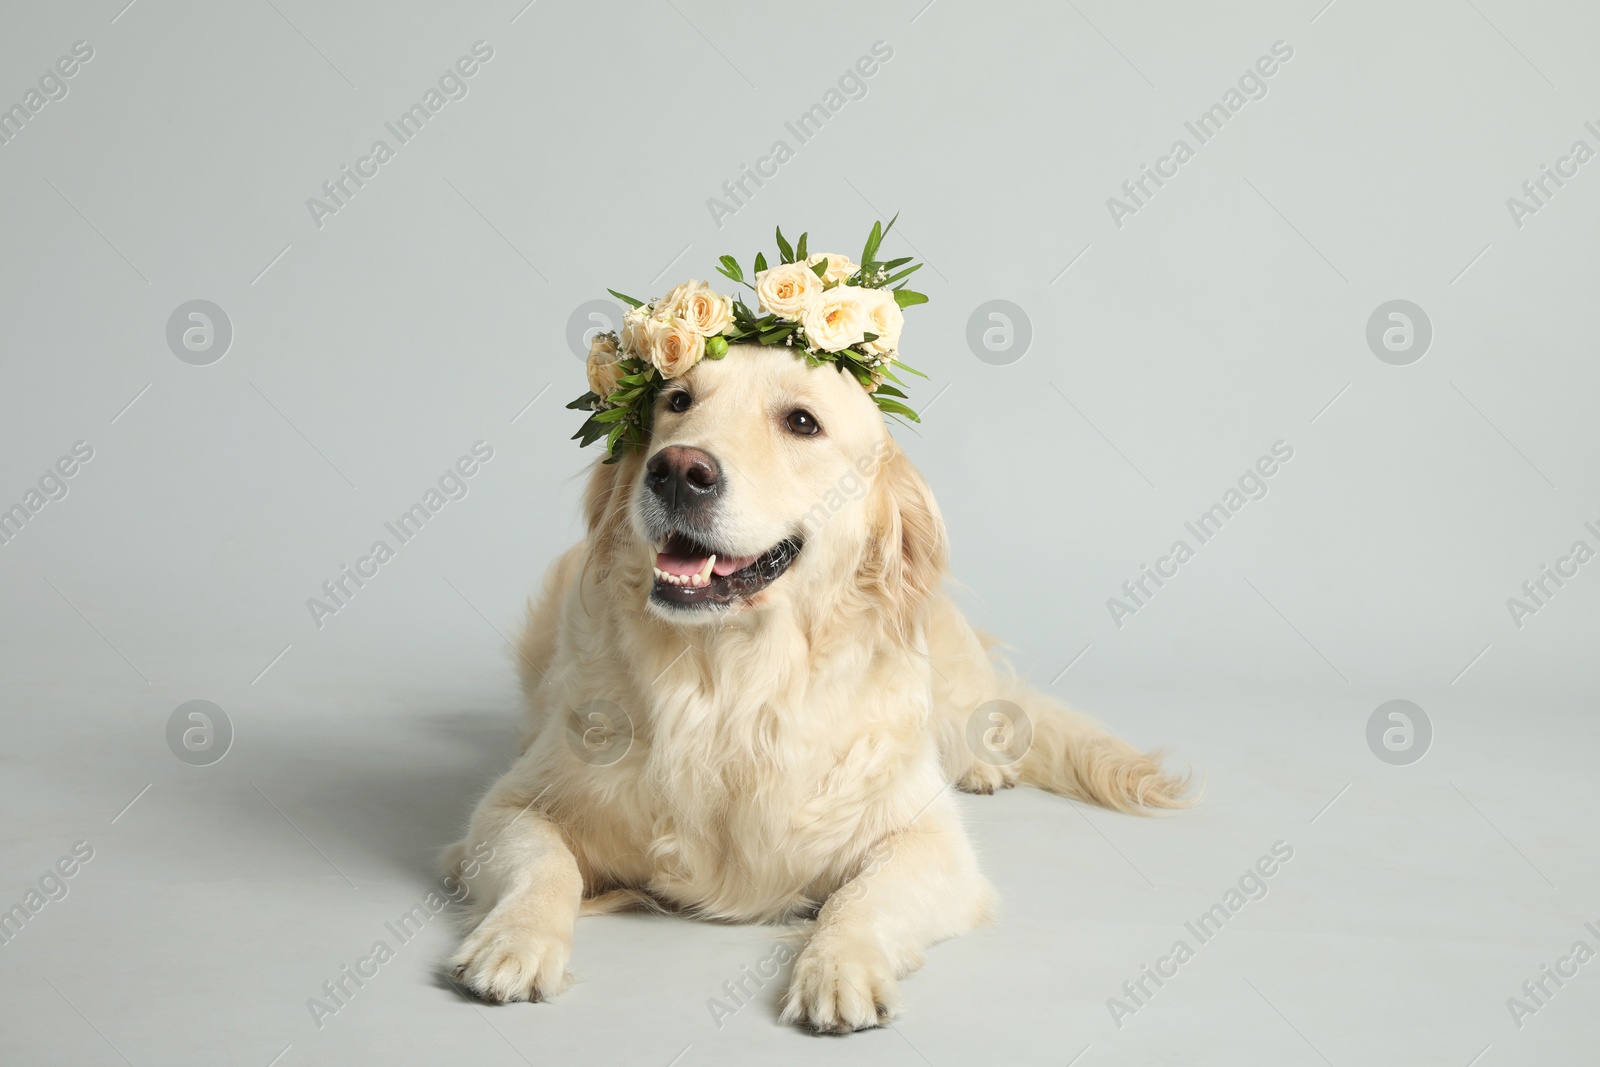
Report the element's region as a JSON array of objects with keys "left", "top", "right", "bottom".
[{"left": 781, "top": 944, "right": 901, "bottom": 1034}]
